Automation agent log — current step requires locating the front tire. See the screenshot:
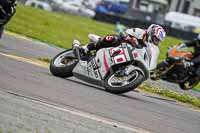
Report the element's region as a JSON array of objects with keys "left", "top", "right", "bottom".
[
  {"left": 150, "top": 61, "right": 169, "bottom": 80},
  {"left": 104, "top": 69, "right": 144, "bottom": 94},
  {"left": 50, "top": 49, "right": 78, "bottom": 78}
]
